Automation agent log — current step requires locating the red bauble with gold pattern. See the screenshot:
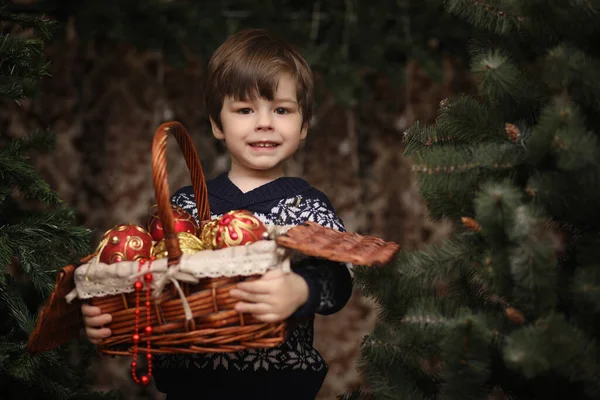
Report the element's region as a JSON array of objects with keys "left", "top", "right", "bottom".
[
  {"left": 147, "top": 204, "right": 199, "bottom": 242},
  {"left": 97, "top": 224, "right": 154, "bottom": 264},
  {"left": 204, "top": 210, "right": 269, "bottom": 249}
]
